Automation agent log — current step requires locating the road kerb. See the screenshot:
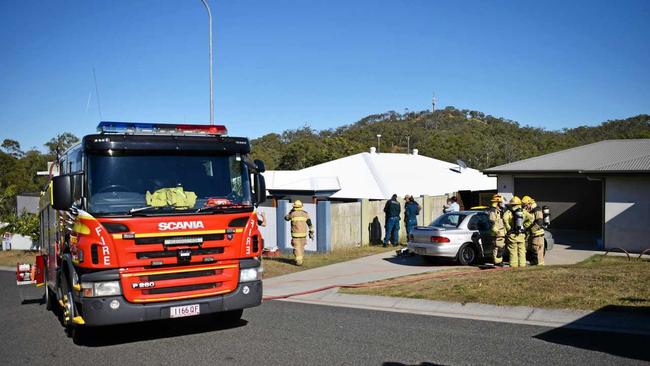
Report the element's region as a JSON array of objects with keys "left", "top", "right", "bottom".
[{"left": 276, "top": 292, "right": 650, "bottom": 336}]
